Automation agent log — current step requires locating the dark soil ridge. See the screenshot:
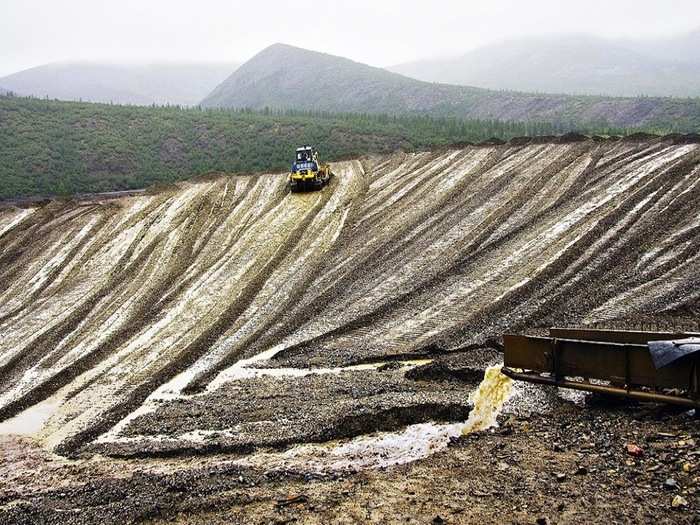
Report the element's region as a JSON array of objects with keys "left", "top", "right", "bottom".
[{"left": 87, "top": 401, "right": 472, "bottom": 460}]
